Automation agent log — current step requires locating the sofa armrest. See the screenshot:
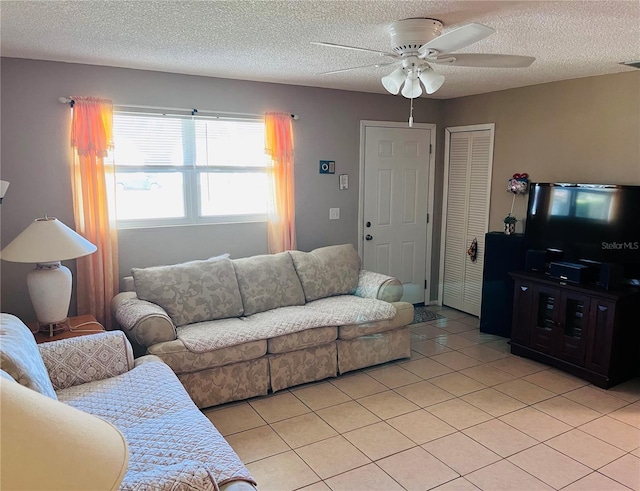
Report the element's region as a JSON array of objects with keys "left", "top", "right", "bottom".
[
  {"left": 121, "top": 275, "right": 135, "bottom": 292},
  {"left": 38, "top": 331, "right": 135, "bottom": 390},
  {"left": 134, "top": 354, "right": 165, "bottom": 367},
  {"left": 355, "top": 270, "right": 404, "bottom": 302},
  {"left": 112, "top": 292, "right": 177, "bottom": 350}
]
